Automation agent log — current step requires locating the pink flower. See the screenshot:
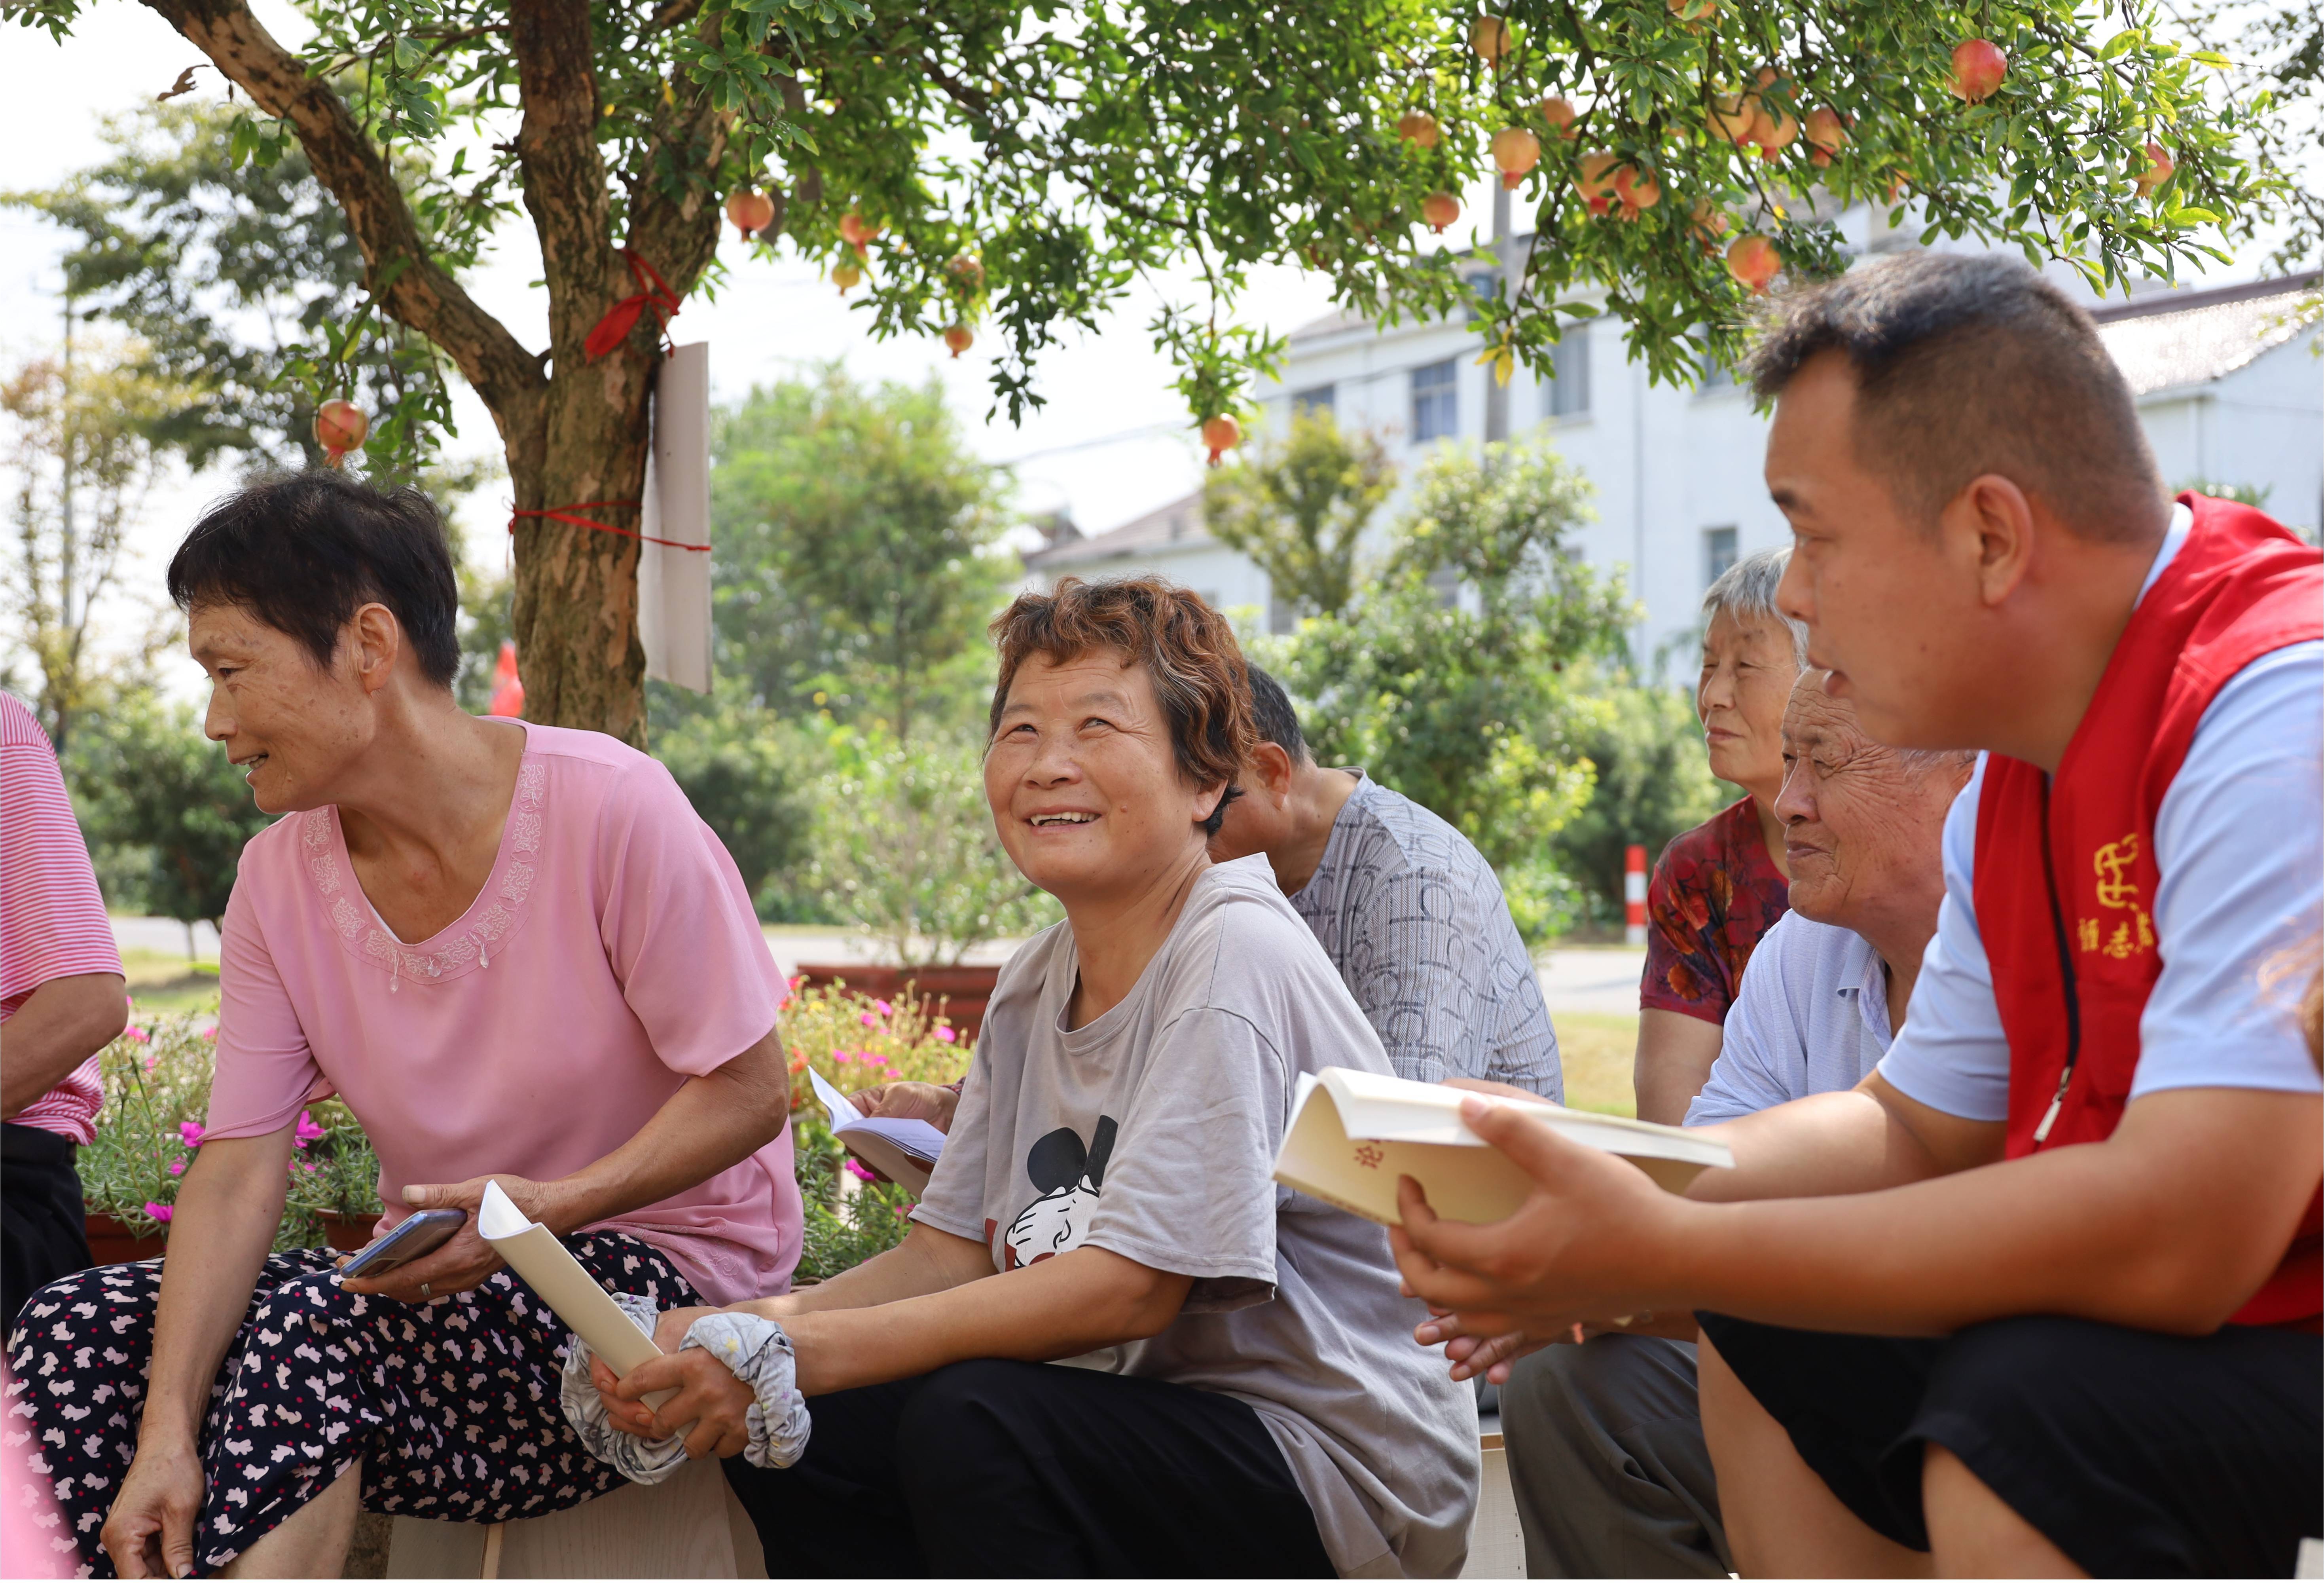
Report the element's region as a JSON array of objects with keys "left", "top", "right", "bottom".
[
  {"left": 142, "top": 1055, "right": 159, "bottom": 1073},
  {"left": 179, "top": 1122, "right": 205, "bottom": 1150},
  {"left": 302, "top": 1162, "right": 318, "bottom": 1174},
  {"left": 142, "top": 1202, "right": 173, "bottom": 1224},
  {"left": 787, "top": 975, "right": 803, "bottom": 990},
  {"left": 123, "top": 1026, "right": 150, "bottom": 1045},
  {"left": 168, "top": 1160, "right": 185, "bottom": 1176},
  {"left": 859, "top": 1012, "right": 877, "bottom": 1027},
  {"left": 294, "top": 1111, "right": 324, "bottom": 1147},
  {"left": 874, "top": 999, "right": 893, "bottom": 1016},
  {"left": 935, "top": 1026, "right": 957, "bottom": 1044},
  {"left": 198, "top": 1027, "right": 218, "bottom": 1044},
  {"left": 843, "top": 1158, "right": 876, "bottom": 1183}
]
